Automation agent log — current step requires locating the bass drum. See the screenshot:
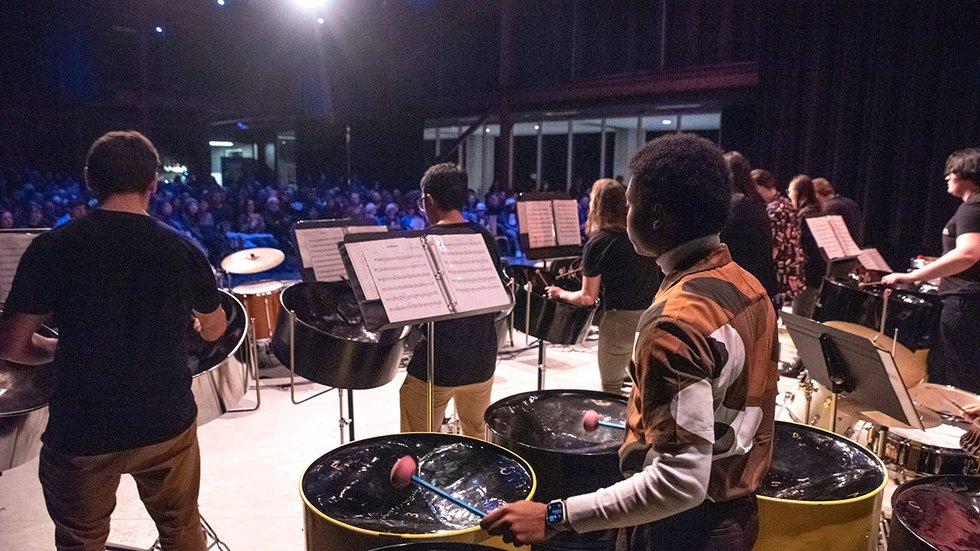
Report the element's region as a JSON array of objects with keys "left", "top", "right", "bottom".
[
  {"left": 186, "top": 290, "right": 250, "bottom": 425},
  {"left": 272, "top": 282, "right": 411, "bottom": 389},
  {"left": 301, "top": 432, "right": 535, "bottom": 551},
  {"left": 0, "top": 325, "right": 56, "bottom": 471},
  {"left": 888, "top": 475, "right": 980, "bottom": 551},
  {"left": 484, "top": 390, "right": 627, "bottom": 551},
  {"left": 507, "top": 265, "right": 596, "bottom": 345},
  {"left": 755, "top": 421, "right": 887, "bottom": 551}
]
